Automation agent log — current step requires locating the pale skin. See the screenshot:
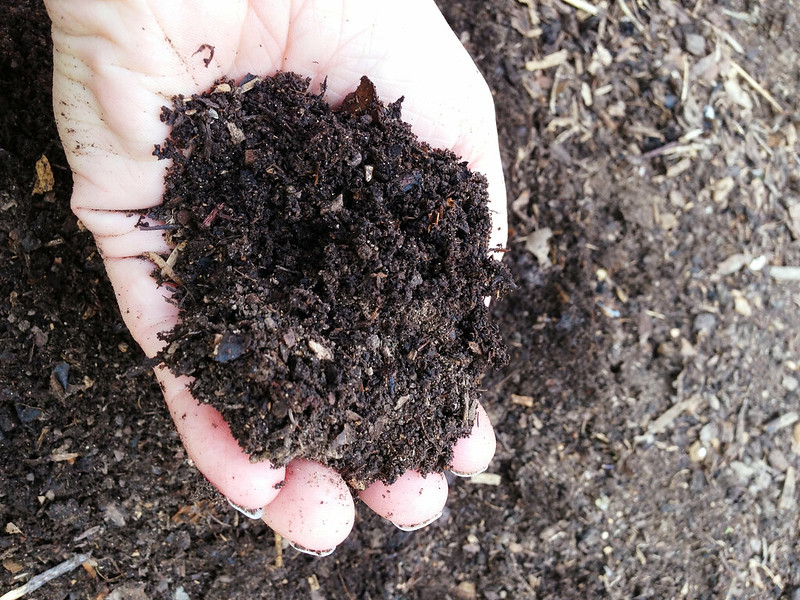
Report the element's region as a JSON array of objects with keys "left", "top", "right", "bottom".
[{"left": 45, "top": 0, "right": 508, "bottom": 555}]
